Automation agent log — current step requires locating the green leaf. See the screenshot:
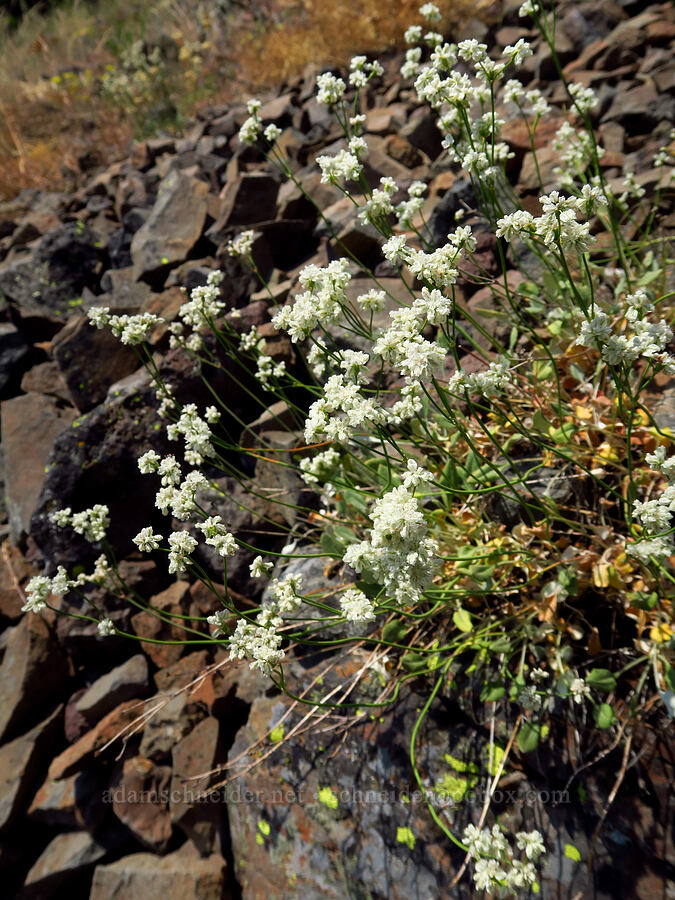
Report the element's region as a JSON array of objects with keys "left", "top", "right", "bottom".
[
  {"left": 333, "top": 524, "right": 357, "bottom": 544},
  {"left": 382, "top": 619, "right": 408, "bottom": 645},
  {"left": 401, "top": 652, "right": 429, "bottom": 674},
  {"left": 480, "top": 682, "right": 506, "bottom": 702},
  {"left": 269, "top": 723, "right": 285, "bottom": 743},
  {"left": 665, "top": 665, "right": 675, "bottom": 693},
  {"left": 564, "top": 843, "right": 581, "bottom": 863},
  {"left": 453, "top": 608, "right": 473, "bottom": 632},
  {"left": 517, "top": 721, "right": 542, "bottom": 754},
  {"left": 341, "top": 488, "right": 369, "bottom": 514},
  {"left": 320, "top": 532, "right": 344, "bottom": 559},
  {"left": 586, "top": 668, "right": 617, "bottom": 693},
  {"left": 594, "top": 703, "right": 615, "bottom": 729}
]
